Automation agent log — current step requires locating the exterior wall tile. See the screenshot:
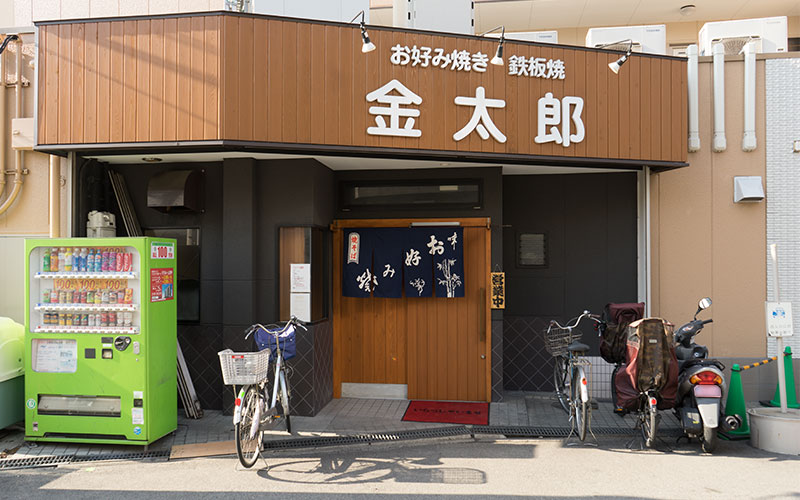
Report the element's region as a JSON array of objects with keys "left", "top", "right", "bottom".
[
  {"left": 90, "top": 0, "right": 119, "bottom": 18},
  {"left": 179, "top": 0, "right": 210, "bottom": 13},
  {"left": 60, "top": 0, "right": 90, "bottom": 19},
  {"left": 765, "top": 58, "right": 800, "bottom": 357},
  {"left": 149, "top": 0, "right": 179, "bottom": 15},
  {"left": 14, "top": 0, "right": 34, "bottom": 26},
  {"left": 32, "top": 0, "right": 60, "bottom": 22},
  {"left": 118, "top": 0, "right": 147, "bottom": 16}
]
